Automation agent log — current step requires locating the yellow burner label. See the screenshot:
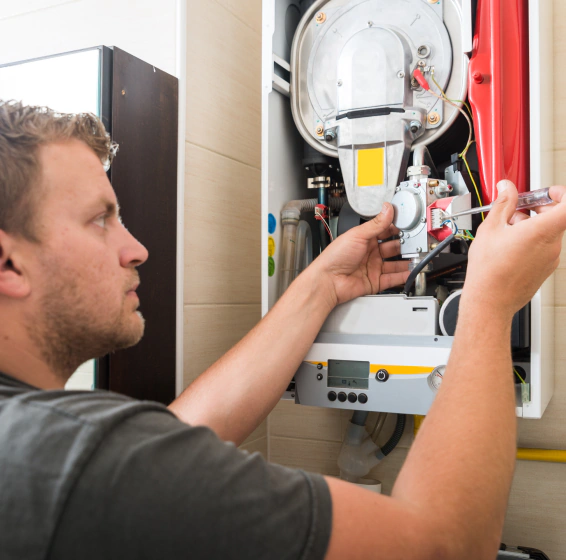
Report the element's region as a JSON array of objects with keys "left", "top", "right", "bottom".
[
  {"left": 357, "top": 148, "right": 385, "bottom": 187},
  {"left": 307, "top": 361, "right": 434, "bottom": 376}
]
